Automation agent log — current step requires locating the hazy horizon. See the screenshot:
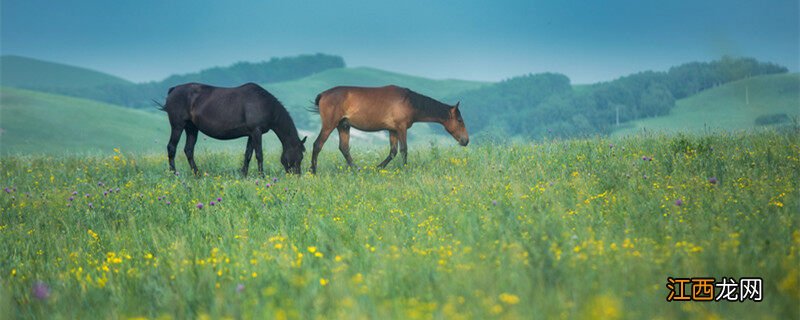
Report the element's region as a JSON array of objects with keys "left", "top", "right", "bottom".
[{"left": 2, "top": 0, "right": 798, "bottom": 84}]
